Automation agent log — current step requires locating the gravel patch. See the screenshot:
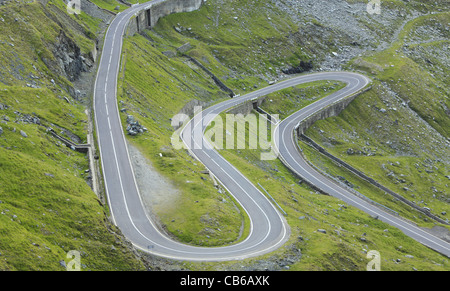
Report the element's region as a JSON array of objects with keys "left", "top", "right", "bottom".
[{"left": 127, "top": 142, "right": 181, "bottom": 223}]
